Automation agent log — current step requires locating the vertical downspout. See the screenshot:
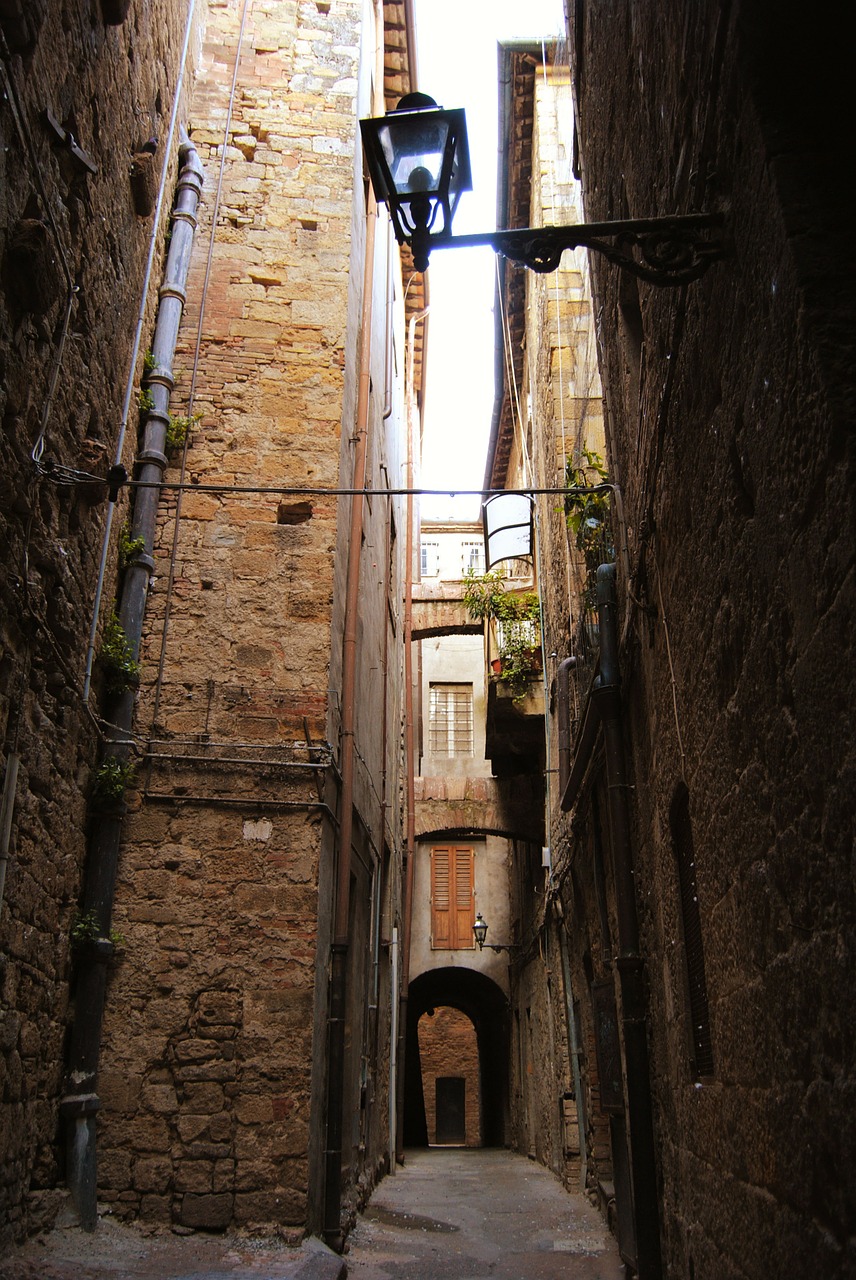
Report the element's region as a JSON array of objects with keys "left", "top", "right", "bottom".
[
  {"left": 322, "top": 186, "right": 378, "bottom": 1253},
  {"left": 82, "top": 0, "right": 199, "bottom": 702},
  {"left": 592, "top": 563, "right": 662, "bottom": 1278},
  {"left": 388, "top": 924, "right": 399, "bottom": 1166},
  {"left": 395, "top": 304, "right": 427, "bottom": 1164},
  {"left": 556, "top": 907, "right": 587, "bottom": 1190},
  {"left": 61, "top": 137, "right": 204, "bottom": 1232}
]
